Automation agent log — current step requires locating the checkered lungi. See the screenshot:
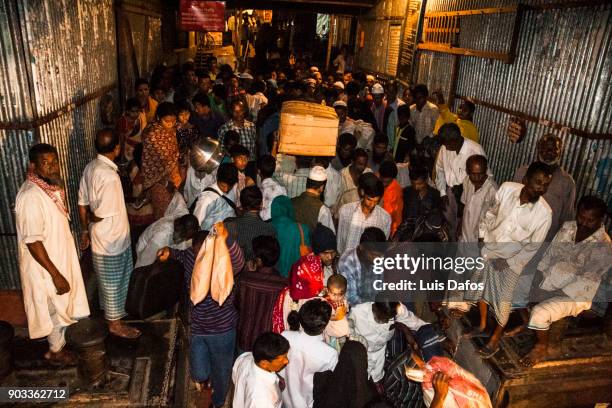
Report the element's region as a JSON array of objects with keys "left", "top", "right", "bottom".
[
  {"left": 464, "top": 260, "right": 520, "bottom": 326},
  {"left": 92, "top": 248, "right": 133, "bottom": 320}
]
